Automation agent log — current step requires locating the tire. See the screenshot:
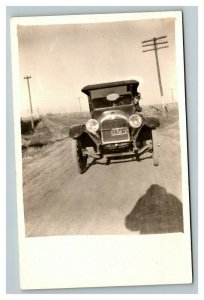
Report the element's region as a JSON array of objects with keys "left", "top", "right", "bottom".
[
  {"left": 152, "top": 129, "right": 159, "bottom": 166},
  {"left": 71, "top": 139, "right": 87, "bottom": 174}
]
